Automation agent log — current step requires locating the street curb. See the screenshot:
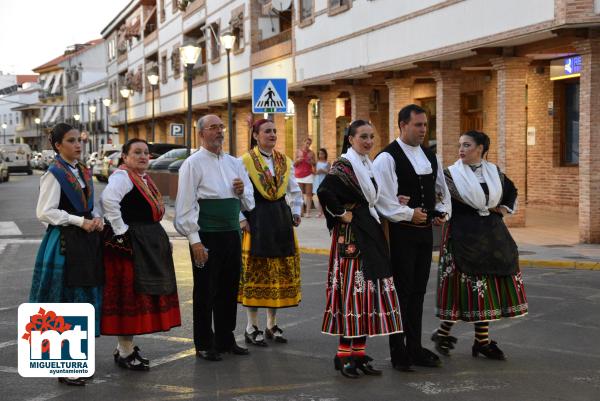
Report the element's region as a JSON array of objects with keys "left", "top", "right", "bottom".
[{"left": 298, "top": 247, "right": 600, "bottom": 271}]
